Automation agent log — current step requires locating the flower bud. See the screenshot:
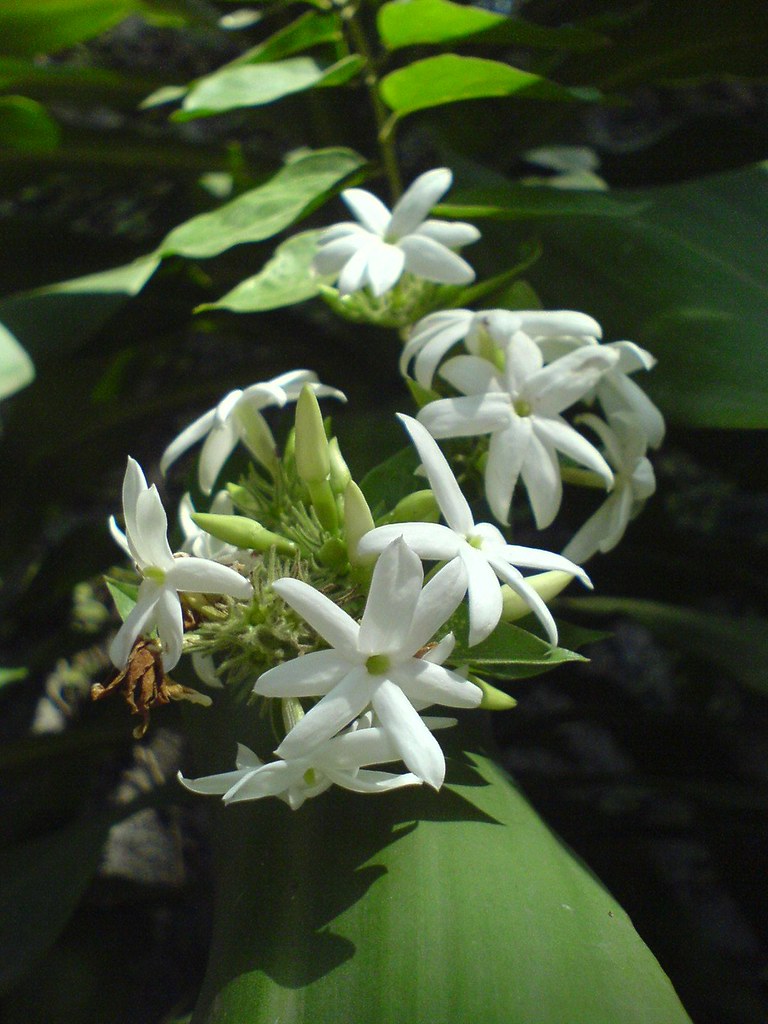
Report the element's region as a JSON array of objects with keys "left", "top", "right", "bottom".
[
  {"left": 191, "top": 513, "right": 296, "bottom": 556},
  {"left": 384, "top": 489, "right": 440, "bottom": 525},
  {"left": 295, "top": 385, "right": 330, "bottom": 485},
  {"left": 328, "top": 437, "right": 351, "bottom": 495},
  {"left": 470, "top": 675, "right": 518, "bottom": 711},
  {"left": 501, "top": 570, "right": 574, "bottom": 622},
  {"left": 343, "top": 481, "right": 375, "bottom": 566}
]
